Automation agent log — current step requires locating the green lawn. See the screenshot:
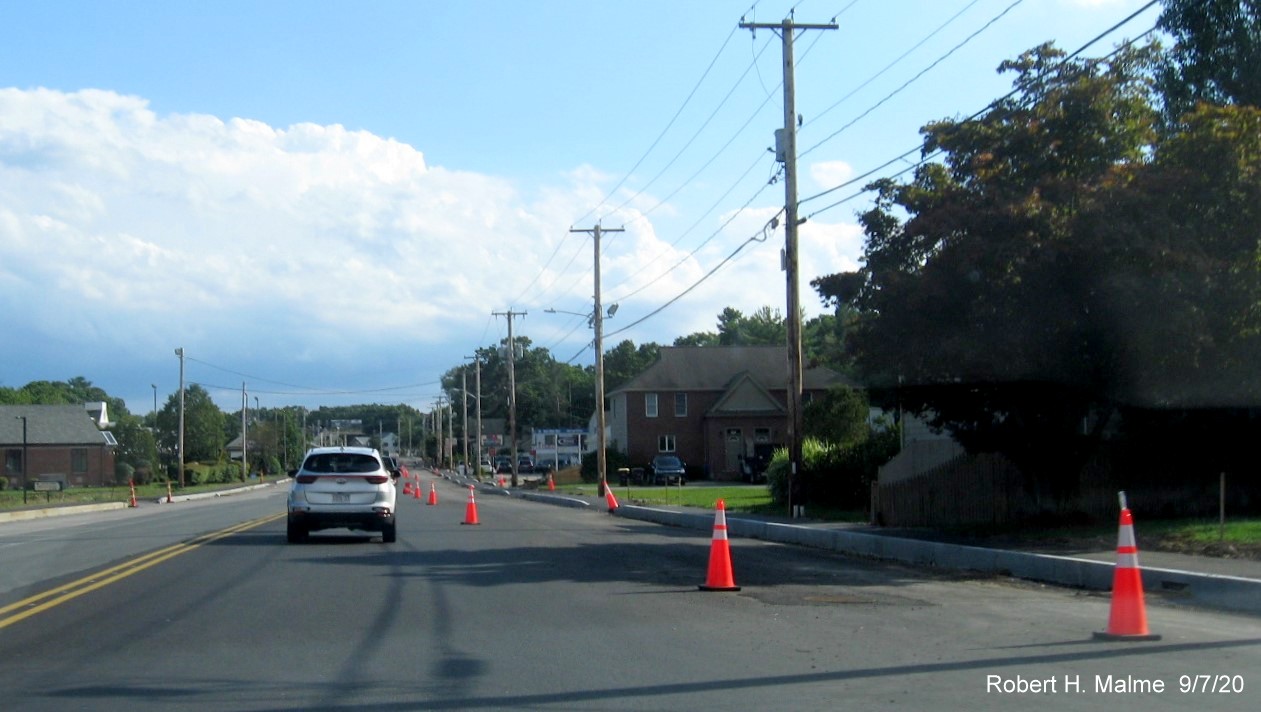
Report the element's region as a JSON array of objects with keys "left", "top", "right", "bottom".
[{"left": 0, "top": 480, "right": 269, "bottom": 511}]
